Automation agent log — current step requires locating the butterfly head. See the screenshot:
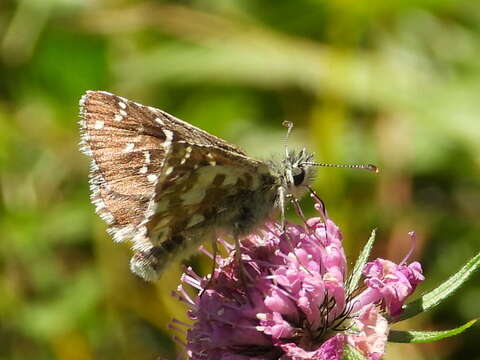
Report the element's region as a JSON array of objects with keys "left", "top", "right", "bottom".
[
  {"left": 274, "top": 121, "right": 379, "bottom": 203},
  {"left": 281, "top": 148, "right": 316, "bottom": 199}
]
